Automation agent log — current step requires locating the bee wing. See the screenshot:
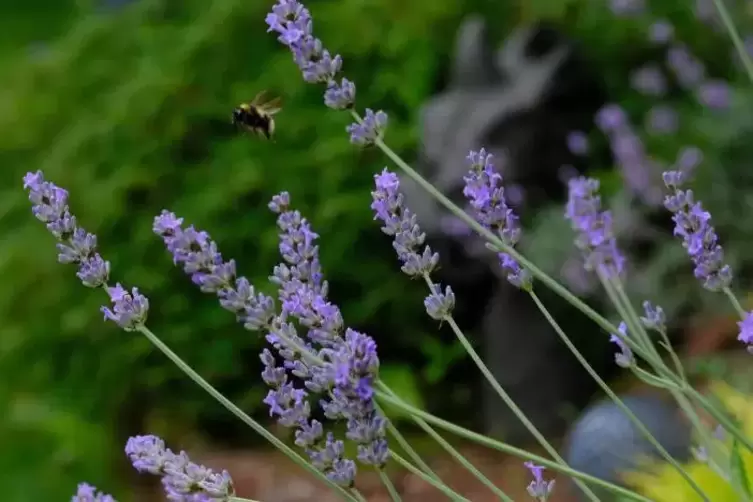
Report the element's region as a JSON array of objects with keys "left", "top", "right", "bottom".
[
  {"left": 261, "top": 96, "right": 283, "bottom": 115},
  {"left": 250, "top": 90, "right": 270, "bottom": 107}
]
